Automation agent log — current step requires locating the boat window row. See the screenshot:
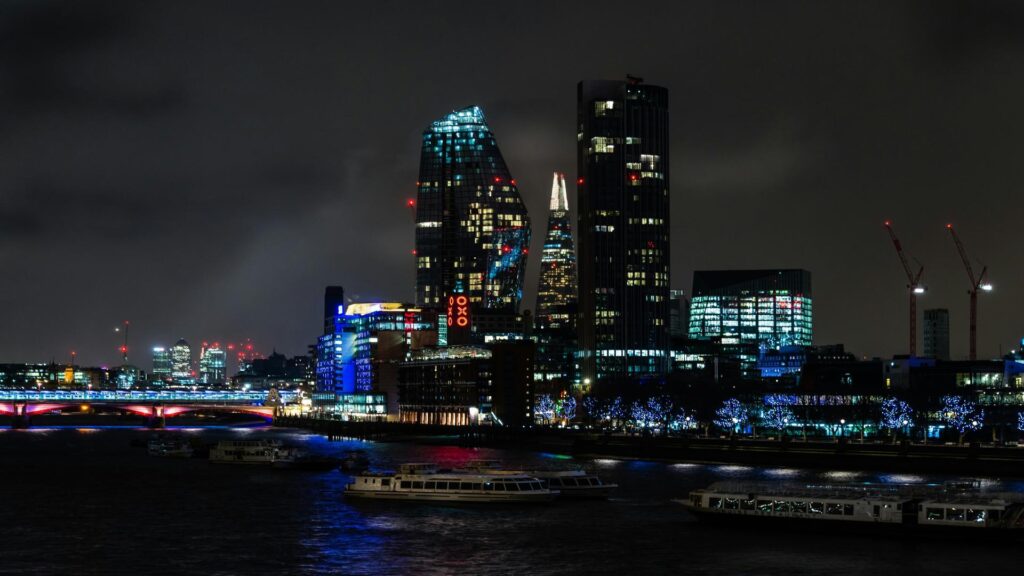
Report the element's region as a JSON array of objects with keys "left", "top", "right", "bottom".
[
  {"left": 399, "top": 480, "right": 544, "bottom": 492},
  {"left": 547, "top": 477, "right": 603, "bottom": 487},
  {"left": 924, "top": 507, "right": 994, "bottom": 523},
  {"left": 708, "top": 497, "right": 855, "bottom": 516}
]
